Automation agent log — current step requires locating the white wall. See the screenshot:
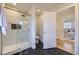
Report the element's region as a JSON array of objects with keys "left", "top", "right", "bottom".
[
  {"left": 0, "top": 4, "right": 1, "bottom": 54},
  {"left": 36, "top": 15, "right": 41, "bottom": 36},
  {"left": 56, "top": 14, "right": 64, "bottom": 39},
  {"left": 74, "top": 4, "right": 79, "bottom": 55},
  {"left": 36, "top": 15, "right": 43, "bottom": 42},
  {"left": 30, "top": 5, "right": 36, "bottom": 49}
]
